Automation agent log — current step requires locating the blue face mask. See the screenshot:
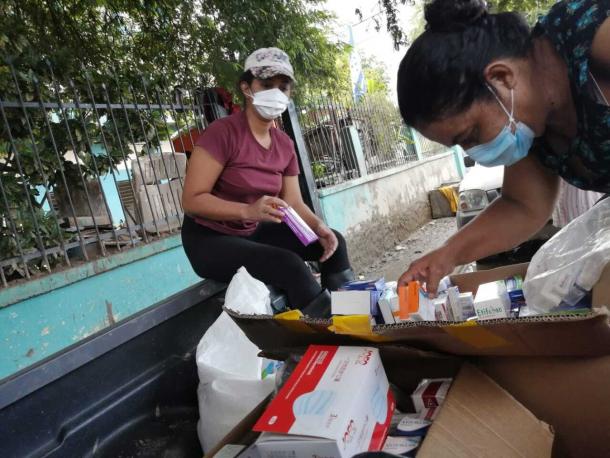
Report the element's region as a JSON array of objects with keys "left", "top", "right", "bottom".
[{"left": 466, "top": 85, "right": 536, "bottom": 167}]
